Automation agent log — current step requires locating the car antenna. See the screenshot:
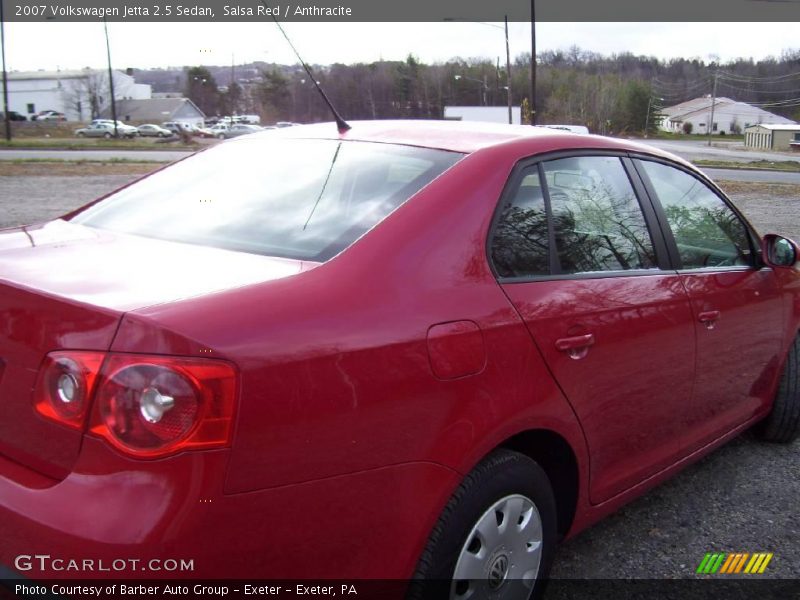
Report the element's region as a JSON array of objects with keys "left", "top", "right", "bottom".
[{"left": 264, "top": 10, "right": 351, "bottom": 133}]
